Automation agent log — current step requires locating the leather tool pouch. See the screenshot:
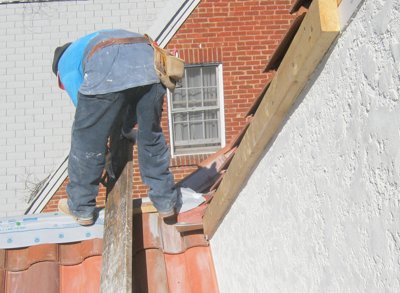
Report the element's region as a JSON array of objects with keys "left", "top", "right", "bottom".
[{"left": 145, "top": 34, "right": 185, "bottom": 91}]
